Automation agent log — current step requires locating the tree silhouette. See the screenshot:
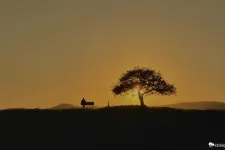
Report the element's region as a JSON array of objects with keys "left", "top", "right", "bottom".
[{"left": 112, "top": 67, "right": 177, "bottom": 107}]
